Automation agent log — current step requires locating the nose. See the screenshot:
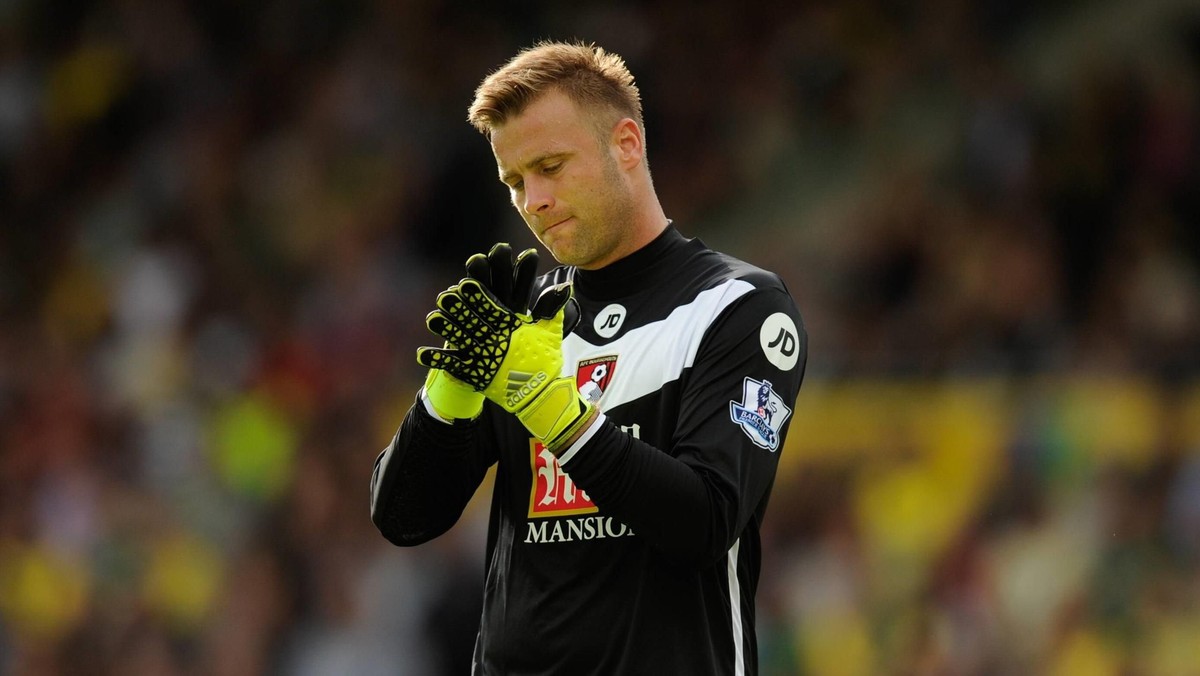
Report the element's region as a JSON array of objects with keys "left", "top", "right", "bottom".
[{"left": 522, "top": 178, "right": 554, "bottom": 215}]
